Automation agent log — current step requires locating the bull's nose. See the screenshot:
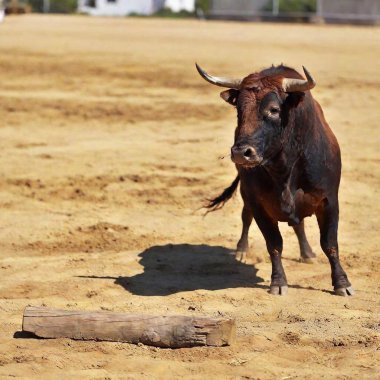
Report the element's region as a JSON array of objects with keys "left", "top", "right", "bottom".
[
  {"left": 231, "top": 145, "right": 260, "bottom": 165},
  {"left": 242, "top": 147, "right": 255, "bottom": 159}
]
